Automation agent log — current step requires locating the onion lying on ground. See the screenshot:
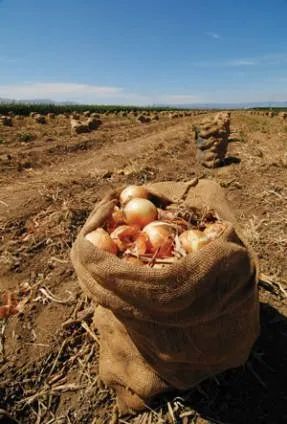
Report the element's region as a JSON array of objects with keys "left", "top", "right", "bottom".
[
  {"left": 85, "top": 228, "right": 118, "bottom": 255},
  {"left": 124, "top": 198, "right": 158, "bottom": 228},
  {"left": 120, "top": 185, "right": 149, "bottom": 205}
]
